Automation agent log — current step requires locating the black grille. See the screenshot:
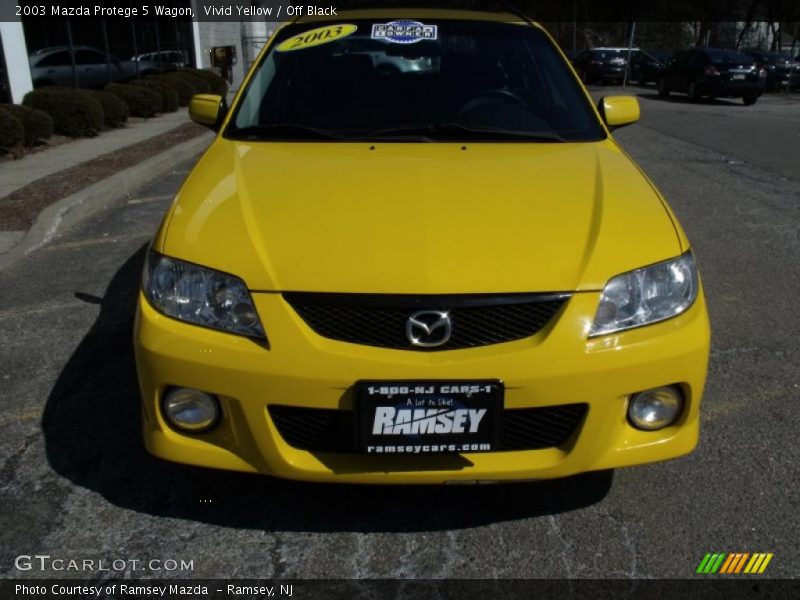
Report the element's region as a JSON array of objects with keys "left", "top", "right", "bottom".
[
  {"left": 283, "top": 293, "right": 569, "bottom": 351},
  {"left": 269, "top": 404, "right": 587, "bottom": 454},
  {"left": 268, "top": 406, "right": 355, "bottom": 453},
  {"left": 501, "top": 404, "right": 588, "bottom": 450}
]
